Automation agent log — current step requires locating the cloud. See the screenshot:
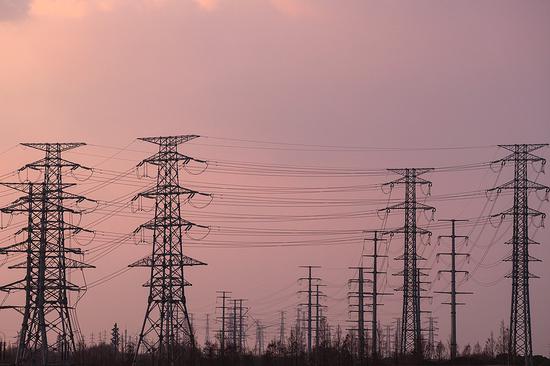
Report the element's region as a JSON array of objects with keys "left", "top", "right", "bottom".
[
  {"left": 193, "top": 0, "right": 218, "bottom": 12},
  {"left": 270, "top": 0, "right": 314, "bottom": 17},
  {"left": 0, "top": 0, "right": 31, "bottom": 21},
  {"left": 29, "top": 0, "right": 113, "bottom": 19}
]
